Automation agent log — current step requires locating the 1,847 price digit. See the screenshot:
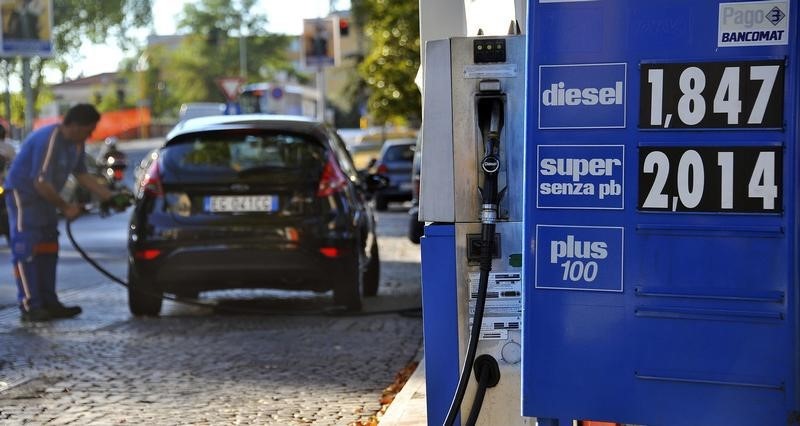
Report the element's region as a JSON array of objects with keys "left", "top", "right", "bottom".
[{"left": 640, "top": 60, "right": 784, "bottom": 129}]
